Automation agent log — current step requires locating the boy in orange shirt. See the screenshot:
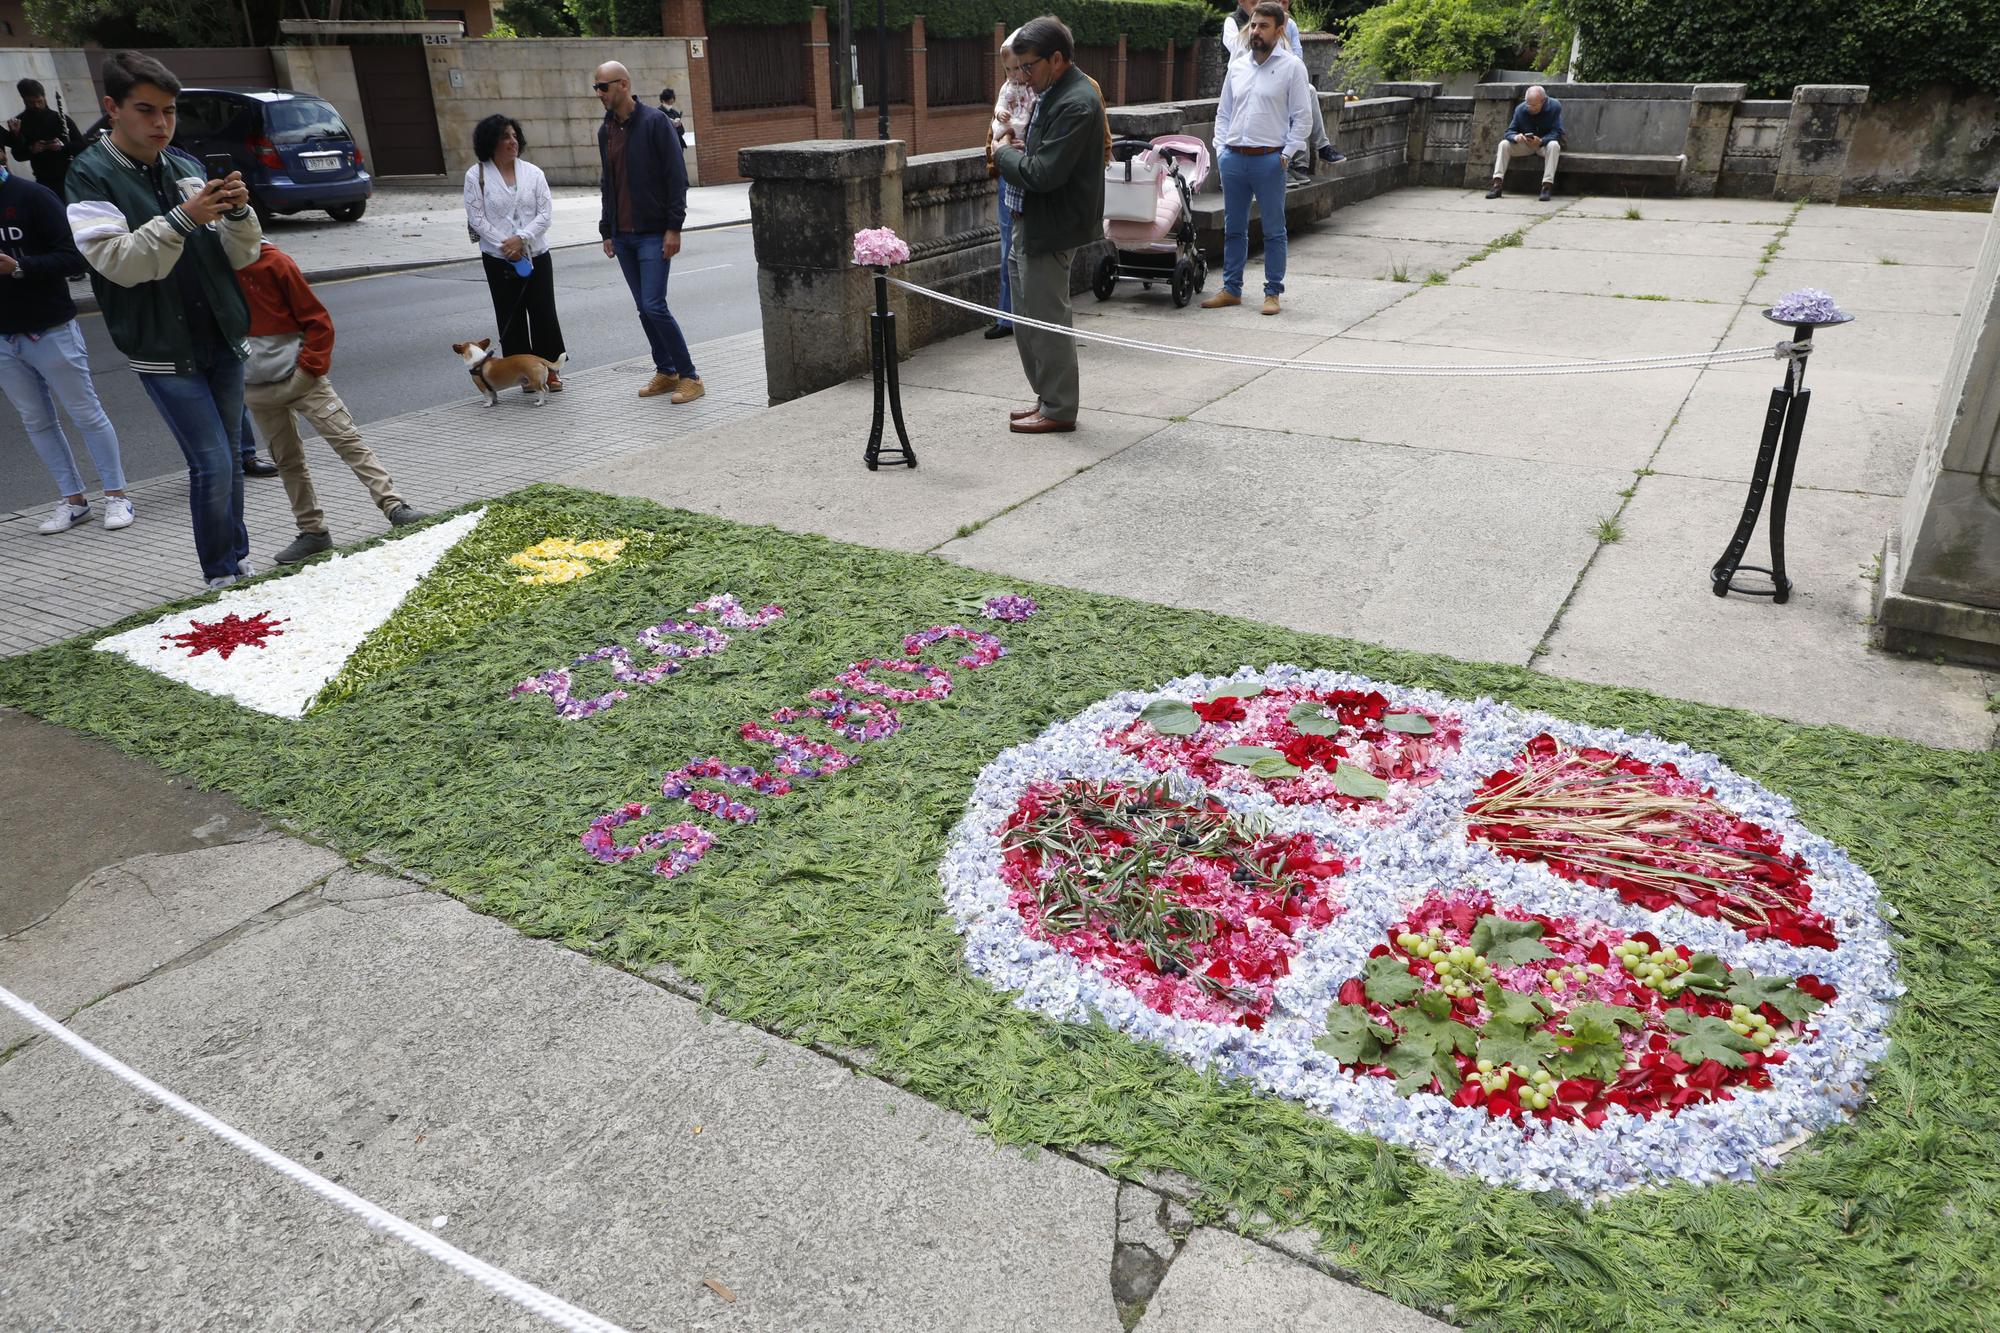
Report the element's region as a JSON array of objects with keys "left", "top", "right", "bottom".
[{"left": 237, "top": 241, "right": 427, "bottom": 563}]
